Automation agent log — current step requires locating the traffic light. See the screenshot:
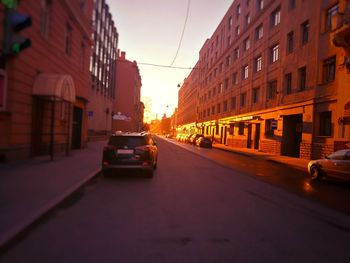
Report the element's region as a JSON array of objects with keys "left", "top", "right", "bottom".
[{"left": 3, "top": 7, "right": 32, "bottom": 56}]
